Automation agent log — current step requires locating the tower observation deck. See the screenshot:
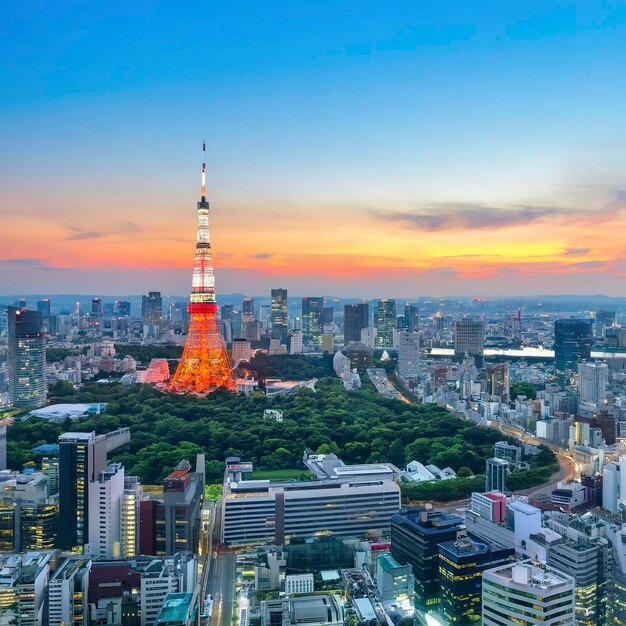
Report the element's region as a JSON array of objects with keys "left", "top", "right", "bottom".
[{"left": 169, "top": 143, "right": 236, "bottom": 393}]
